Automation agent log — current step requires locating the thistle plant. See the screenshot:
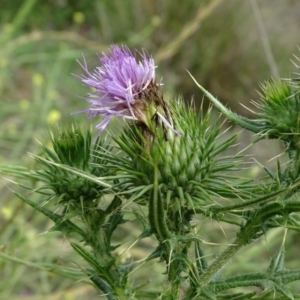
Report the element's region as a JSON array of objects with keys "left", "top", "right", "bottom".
[{"left": 4, "top": 45, "right": 300, "bottom": 299}]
